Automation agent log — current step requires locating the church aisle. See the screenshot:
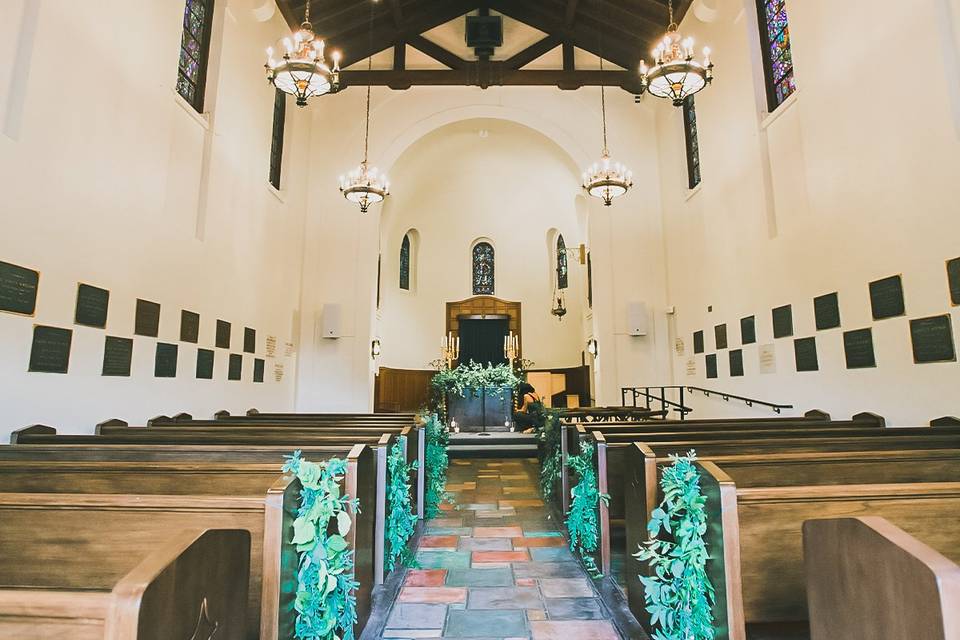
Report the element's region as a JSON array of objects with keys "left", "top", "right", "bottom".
[{"left": 382, "top": 458, "right": 624, "bottom": 640}]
